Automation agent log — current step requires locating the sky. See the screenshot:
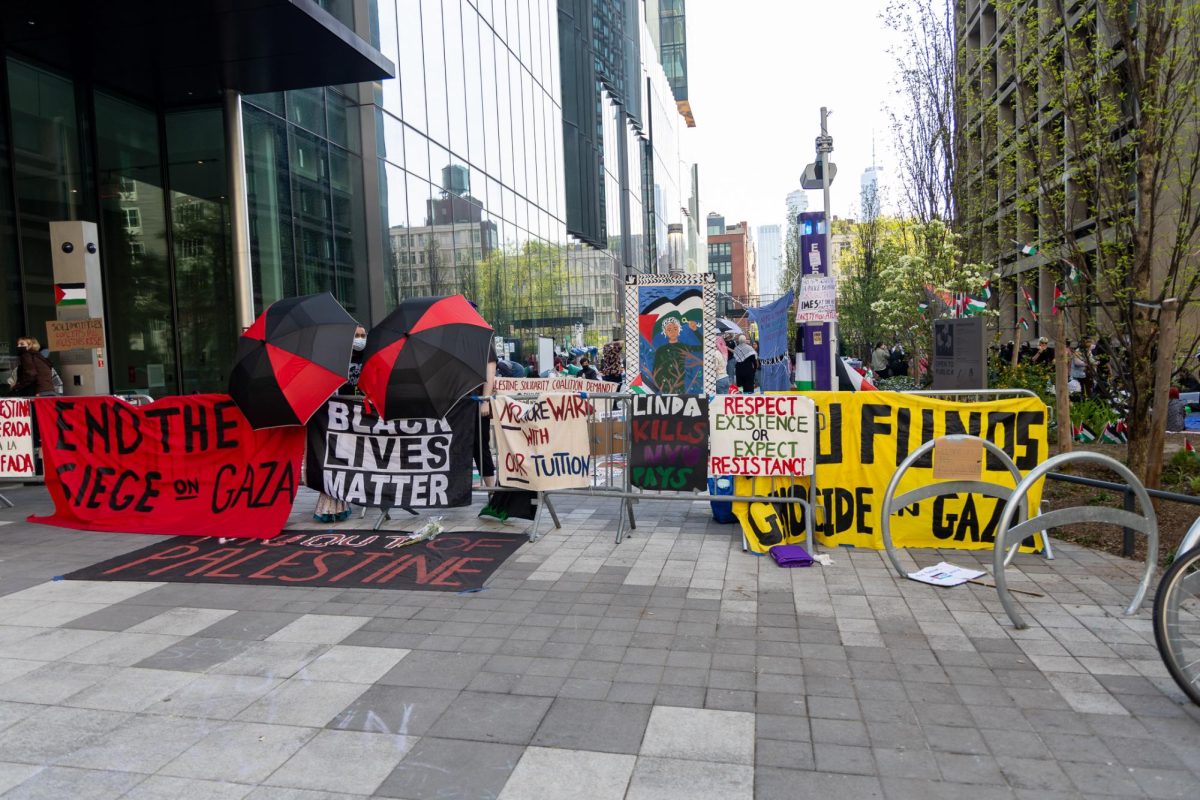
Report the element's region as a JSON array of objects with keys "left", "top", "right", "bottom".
[{"left": 685, "top": 0, "right": 901, "bottom": 233}]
